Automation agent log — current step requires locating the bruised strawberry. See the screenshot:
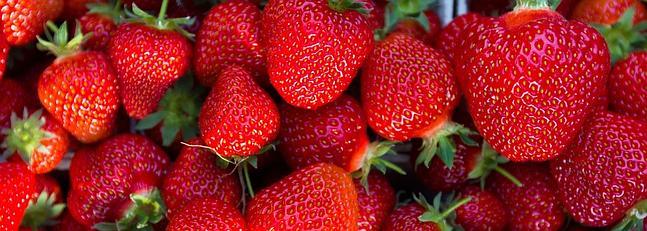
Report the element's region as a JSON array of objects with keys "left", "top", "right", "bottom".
[
  {"left": 382, "top": 193, "right": 471, "bottom": 231},
  {"left": 571, "top": 0, "right": 646, "bottom": 25},
  {"left": 434, "top": 13, "right": 483, "bottom": 62},
  {"left": 354, "top": 173, "right": 395, "bottom": 231},
  {"left": 167, "top": 197, "right": 246, "bottom": 231},
  {"left": 455, "top": 186, "right": 508, "bottom": 231},
  {"left": 0, "top": 162, "right": 36, "bottom": 231},
  {"left": 0, "top": 0, "right": 62, "bottom": 45},
  {"left": 608, "top": 51, "right": 647, "bottom": 119}
]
